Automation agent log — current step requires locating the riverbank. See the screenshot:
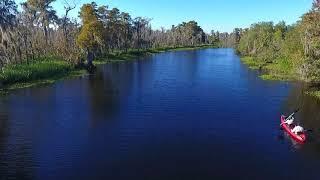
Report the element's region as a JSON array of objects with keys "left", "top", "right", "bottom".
[
  {"left": 0, "top": 45, "right": 216, "bottom": 93},
  {"left": 0, "top": 59, "right": 87, "bottom": 94},
  {"left": 94, "top": 45, "right": 217, "bottom": 65},
  {"left": 241, "top": 56, "right": 320, "bottom": 99},
  {"left": 241, "top": 56, "right": 297, "bottom": 81}
]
